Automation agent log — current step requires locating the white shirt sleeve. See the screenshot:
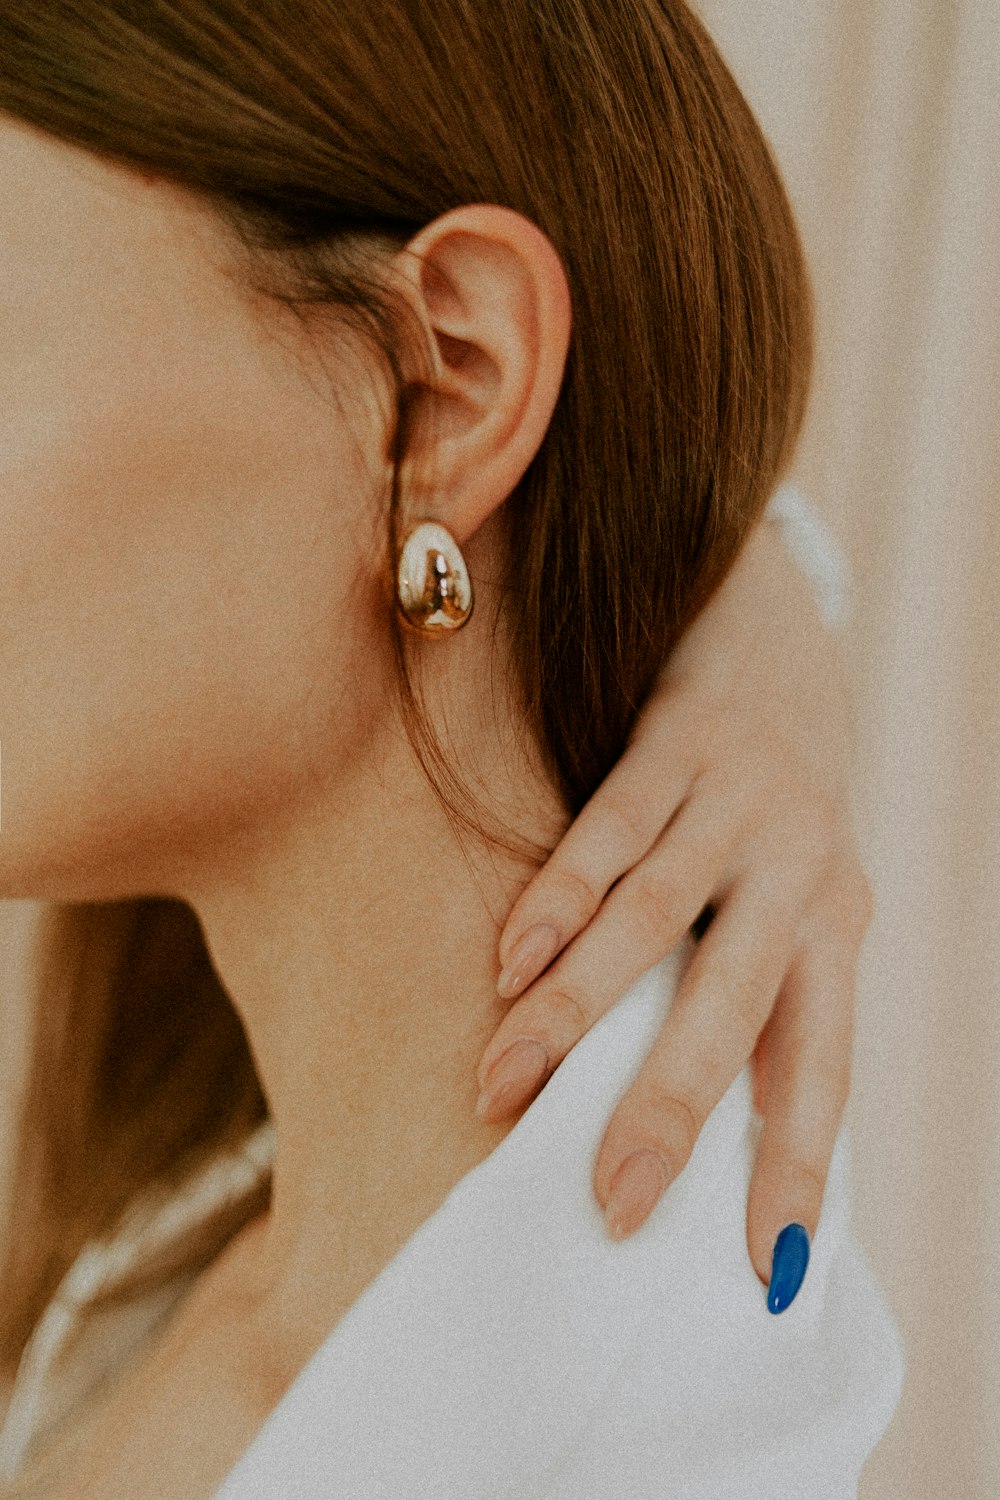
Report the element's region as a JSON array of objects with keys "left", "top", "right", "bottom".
[{"left": 763, "top": 482, "right": 855, "bottom": 632}]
